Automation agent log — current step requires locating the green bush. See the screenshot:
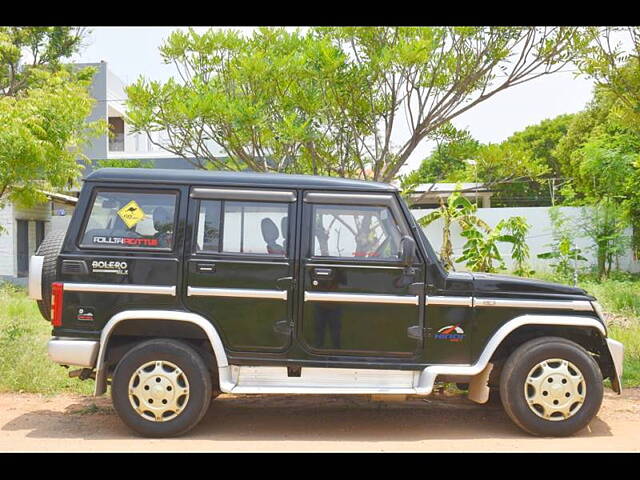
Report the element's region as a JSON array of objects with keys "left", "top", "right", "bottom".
[
  {"left": 534, "top": 272, "right": 640, "bottom": 388},
  {"left": 0, "top": 283, "right": 93, "bottom": 395}
]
